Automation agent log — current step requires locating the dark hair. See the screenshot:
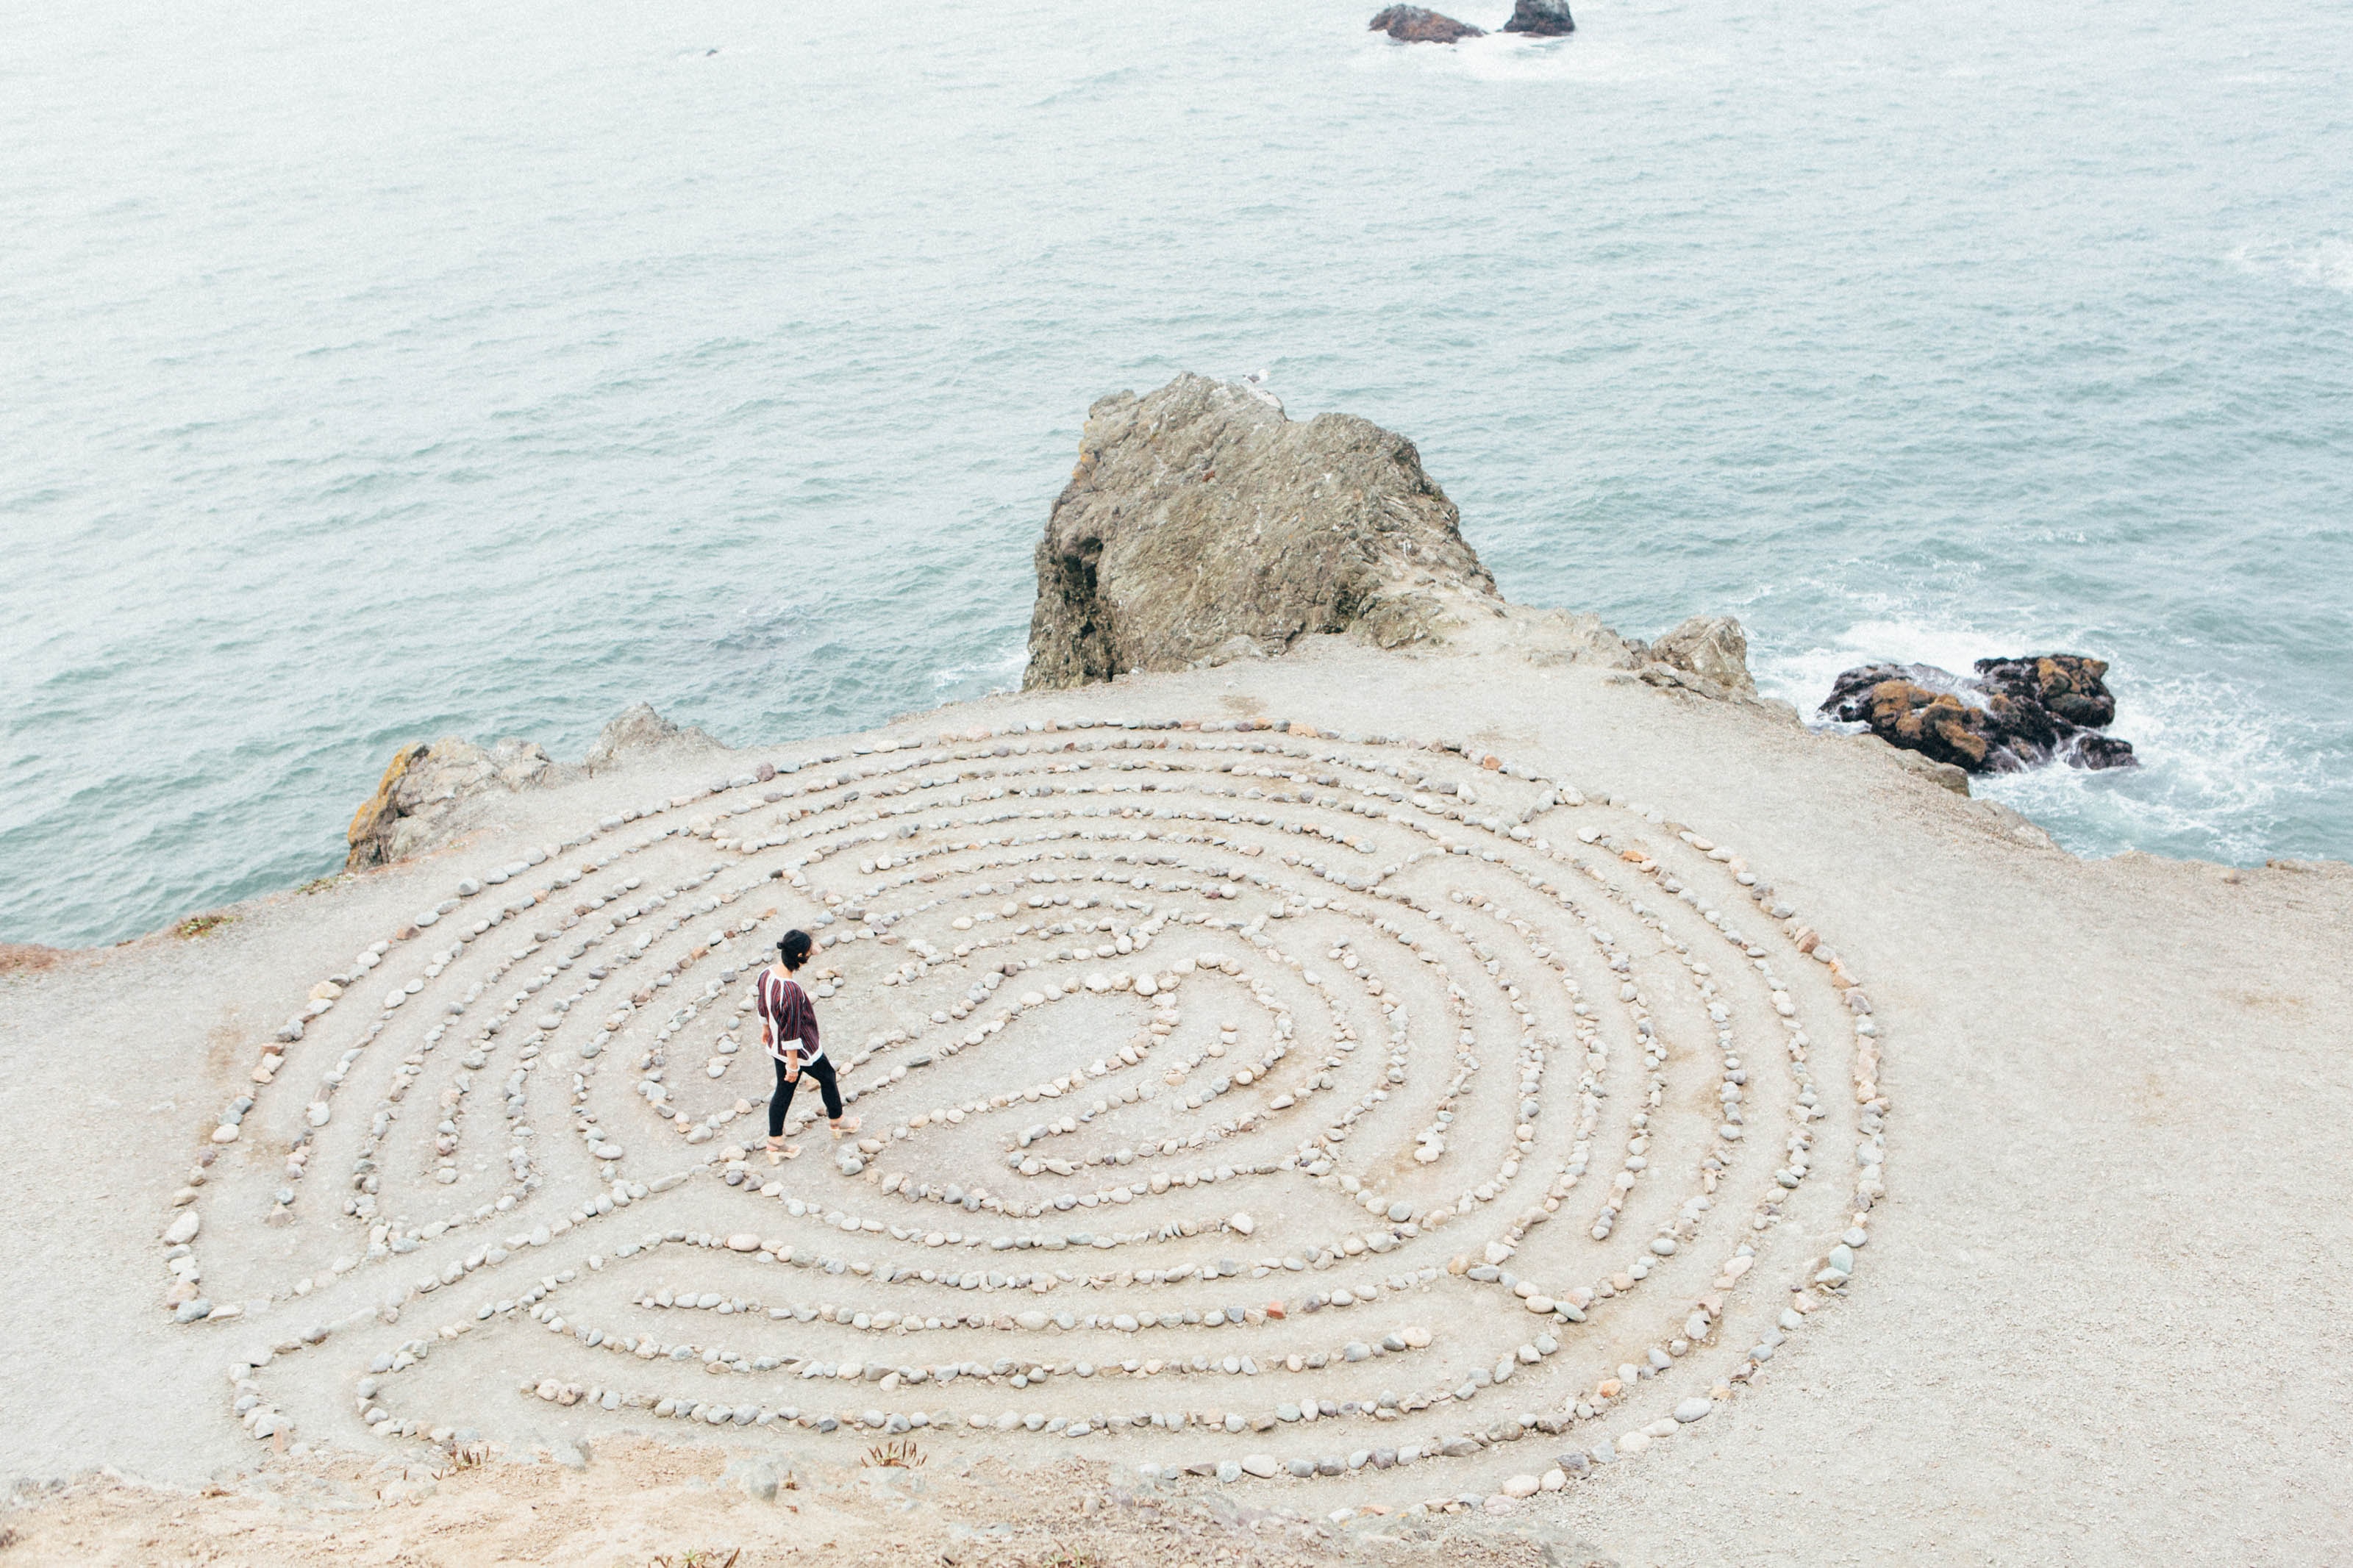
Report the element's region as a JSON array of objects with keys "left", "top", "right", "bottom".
[{"left": 778, "top": 930, "right": 813, "bottom": 970}]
